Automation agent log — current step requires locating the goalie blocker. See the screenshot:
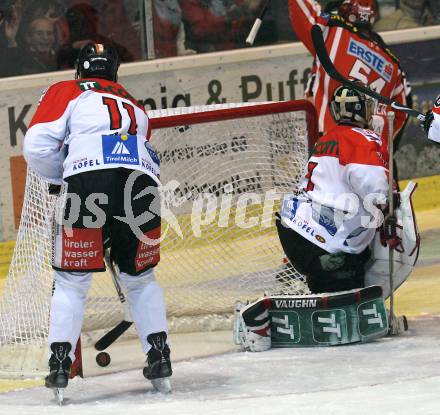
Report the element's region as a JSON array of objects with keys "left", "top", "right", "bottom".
[{"left": 234, "top": 286, "right": 389, "bottom": 350}]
